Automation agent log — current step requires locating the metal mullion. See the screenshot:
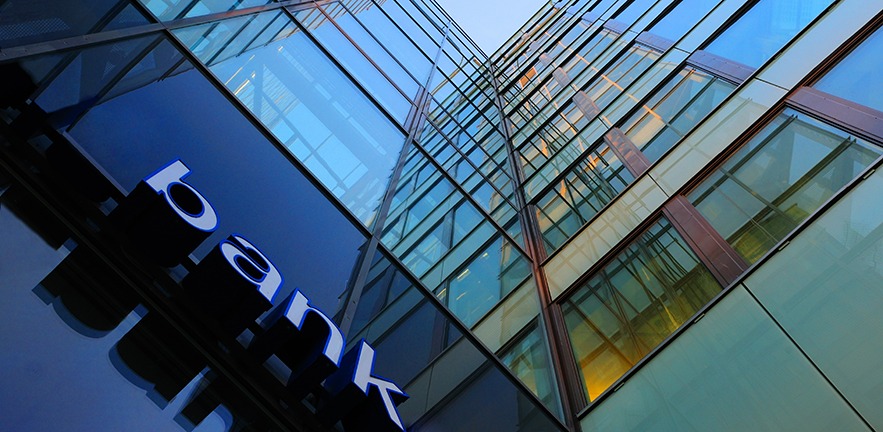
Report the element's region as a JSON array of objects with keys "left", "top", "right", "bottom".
[
  {"left": 500, "top": 11, "right": 593, "bottom": 94},
  {"left": 724, "top": 135, "right": 857, "bottom": 248},
  {"left": 335, "top": 23, "right": 448, "bottom": 335},
  {"left": 230, "top": 11, "right": 289, "bottom": 59},
  {"left": 489, "top": 49, "right": 587, "bottom": 425},
  {"left": 503, "top": 23, "right": 612, "bottom": 117},
  {"left": 374, "top": 0, "right": 441, "bottom": 58},
  {"left": 420, "top": 118, "right": 521, "bottom": 213},
  {"left": 522, "top": 55, "right": 681, "bottom": 209},
  {"left": 354, "top": 0, "right": 436, "bottom": 67},
  {"left": 408, "top": 138, "right": 531, "bottom": 259},
  {"left": 496, "top": 5, "right": 577, "bottom": 76},
  {"left": 633, "top": 69, "right": 717, "bottom": 140},
  {"left": 689, "top": 115, "right": 797, "bottom": 206},
  {"left": 601, "top": 268, "right": 650, "bottom": 359},
  {"left": 490, "top": 1, "right": 557, "bottom": 60},
  {"left": 576, "top": 152, "right": 883, "bottom": 422},
  {"left": 511, "top": 28, "right": 633, "bottom": 126},
  {"left": 565, "top": 286, "right": 636, "bottom": 375},
  {"left": 204, "top": 13, "right": 262, "bottom": 66},
  {"left": 331, "top": 0, "right": 425, "bottom": 96},
  {"left": 425, "top": 123, "right": 517, "bottom": 207},
  {"left": 392, "top": 0, "right": 445, "bottom": 38},
  {"left": 526, "top": 133, "right": 609, "bottom": 208},
  {"left": 0, "top": 1, "right": 336, "bottom": 63},
  {"left": 307, "top": 5, "right": 417, "bottom": 104},
  {"left": 510, "top": 20, "right": 595, "bottom": 97}
]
